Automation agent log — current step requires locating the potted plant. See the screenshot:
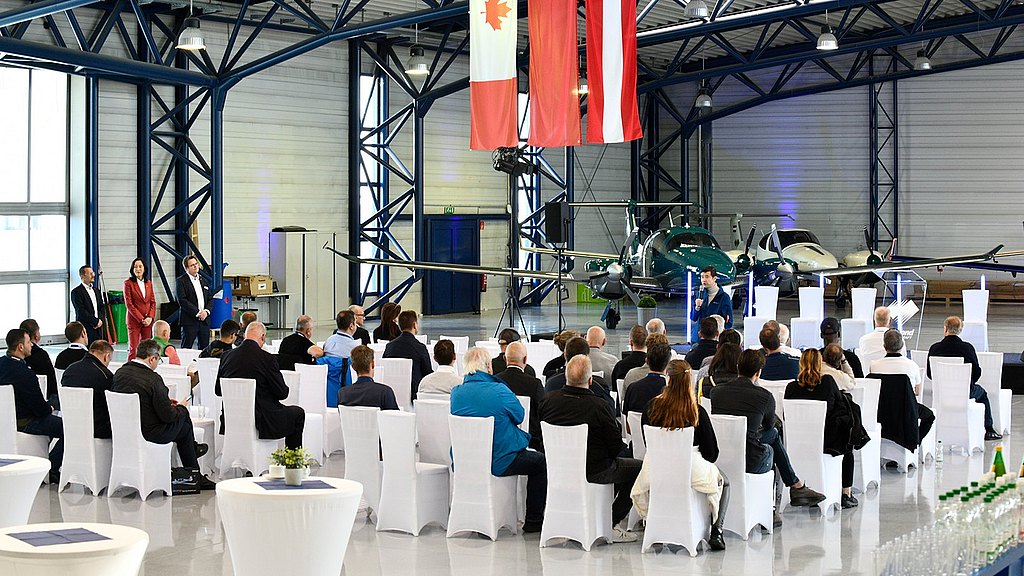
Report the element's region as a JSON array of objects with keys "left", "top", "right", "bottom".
[
  {"left": 636, "top": 295, "right": 658, "bottom": 325},
  {"left": 270, "top": 447, "right": 312, "bottom": 486}
]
